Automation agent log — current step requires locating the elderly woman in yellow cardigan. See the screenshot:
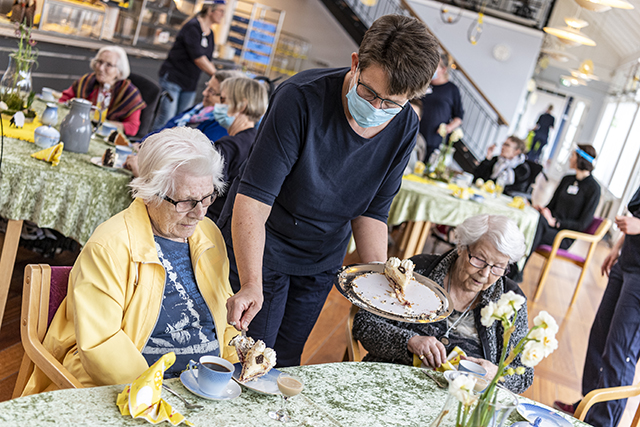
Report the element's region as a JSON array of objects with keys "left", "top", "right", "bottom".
[{"left": 23, "top": 127, "right": 238, "bottom": 395}]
